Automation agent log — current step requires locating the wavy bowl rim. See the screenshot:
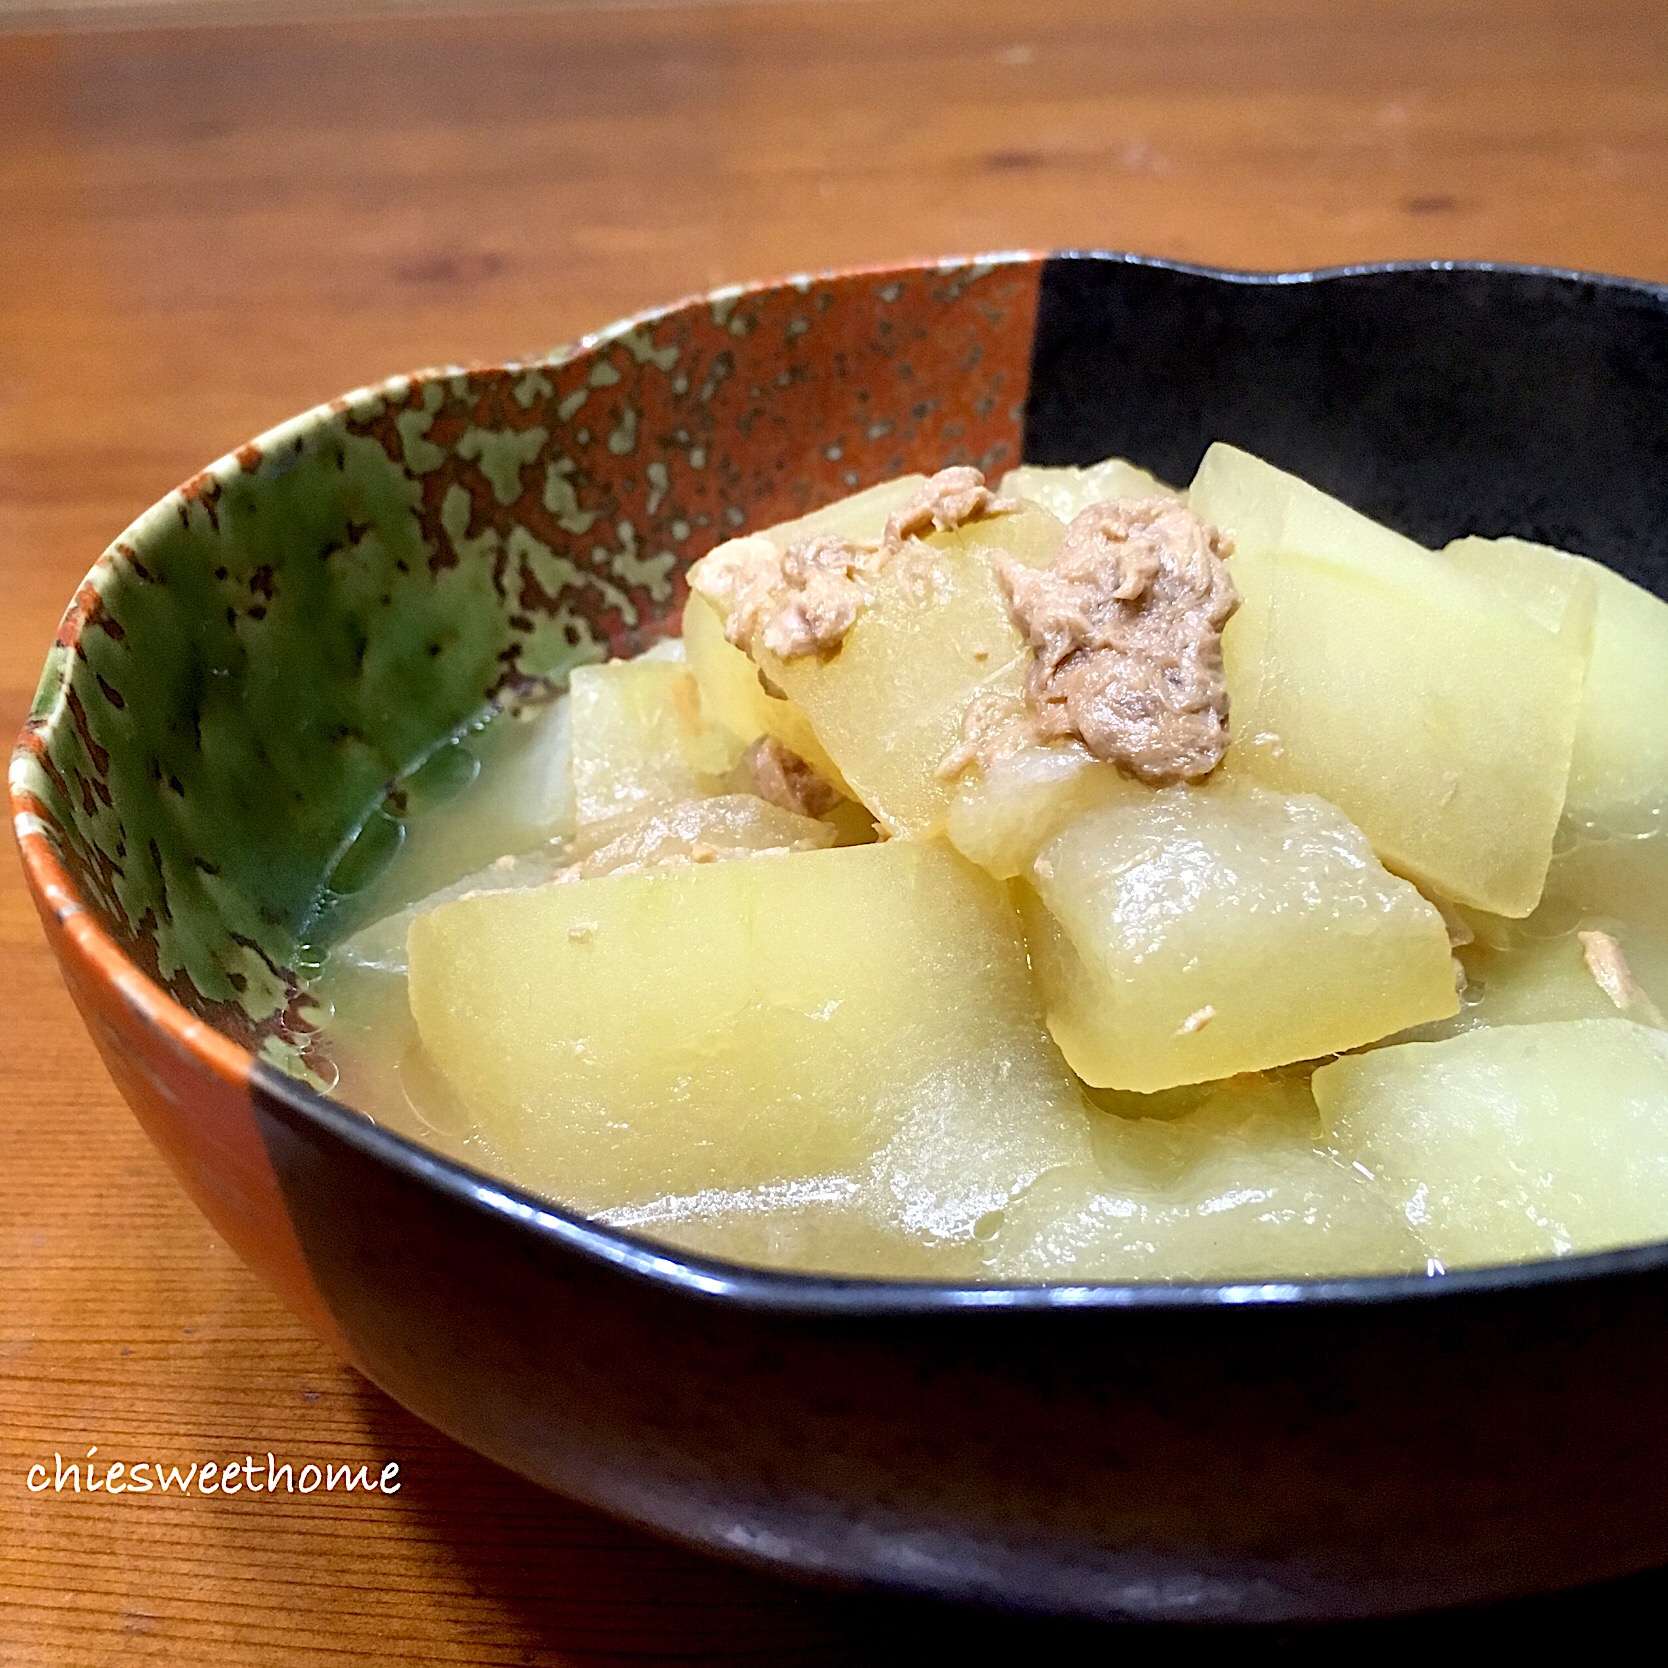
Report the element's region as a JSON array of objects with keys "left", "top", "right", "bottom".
[{"left": 17, "top": 249, "right": 1668, "bottom": 1320}]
